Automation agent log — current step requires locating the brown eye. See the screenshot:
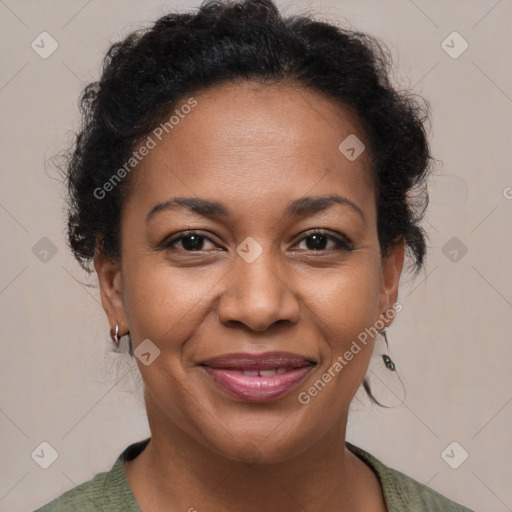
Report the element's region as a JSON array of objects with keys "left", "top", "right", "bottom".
[
  {"left": 179, "top": 234, "right": 207, "bottom": 251},
  {"left": 304, "top": 233, "right": 329, "bottom": 251},
  {"left": 294, "top": 230, "right": 353, "bottom": 252},
  {"left": 163, "top": 231, "right": 218, "bottom": 251}
]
